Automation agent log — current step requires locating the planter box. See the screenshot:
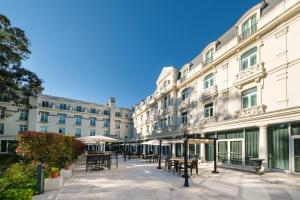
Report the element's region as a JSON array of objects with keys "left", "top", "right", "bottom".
[
  {"left": 60, "top": 169, "right": 72, "bottom": 178},
  {"left": 44, "top": 176, "right": 63, "bottom": 191}
]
